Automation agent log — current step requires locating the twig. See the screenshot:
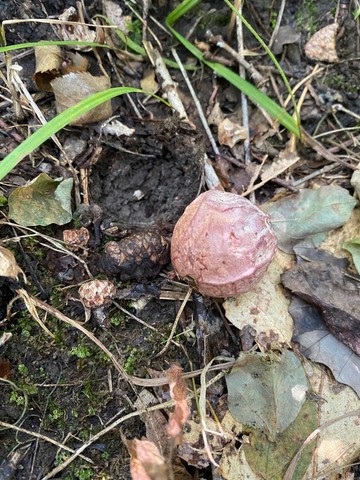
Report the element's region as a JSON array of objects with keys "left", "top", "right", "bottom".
[
  {"left": 156, "top": 287, "right": 192, "bottom": 357},
  {"left": 284, "top": 409, "right": 360, "bottom": 480},
  {"left": 235, "top": 0, "right": 254, "bottom": 203},
  {"left": 268, "top": 0, "right": 286, "bottom": 49},
  {"left": 207, "top": 33, "right": 265, "bottom": 88},
  {"left": 0, "top": 421, "right": 94, "bottom": 465},
  {"left": 171, "top": 48, "right": 220, "bottom": 156},
  {"left": 41, "top": 357, "right": 236, "bottom": 479}
]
